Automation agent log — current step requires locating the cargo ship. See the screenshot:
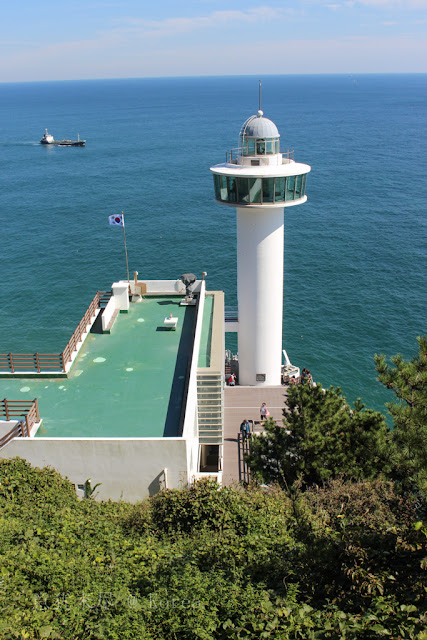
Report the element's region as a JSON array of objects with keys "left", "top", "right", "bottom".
[{"left": 40, "top": 129, "right": 85, "bottom": 146}]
